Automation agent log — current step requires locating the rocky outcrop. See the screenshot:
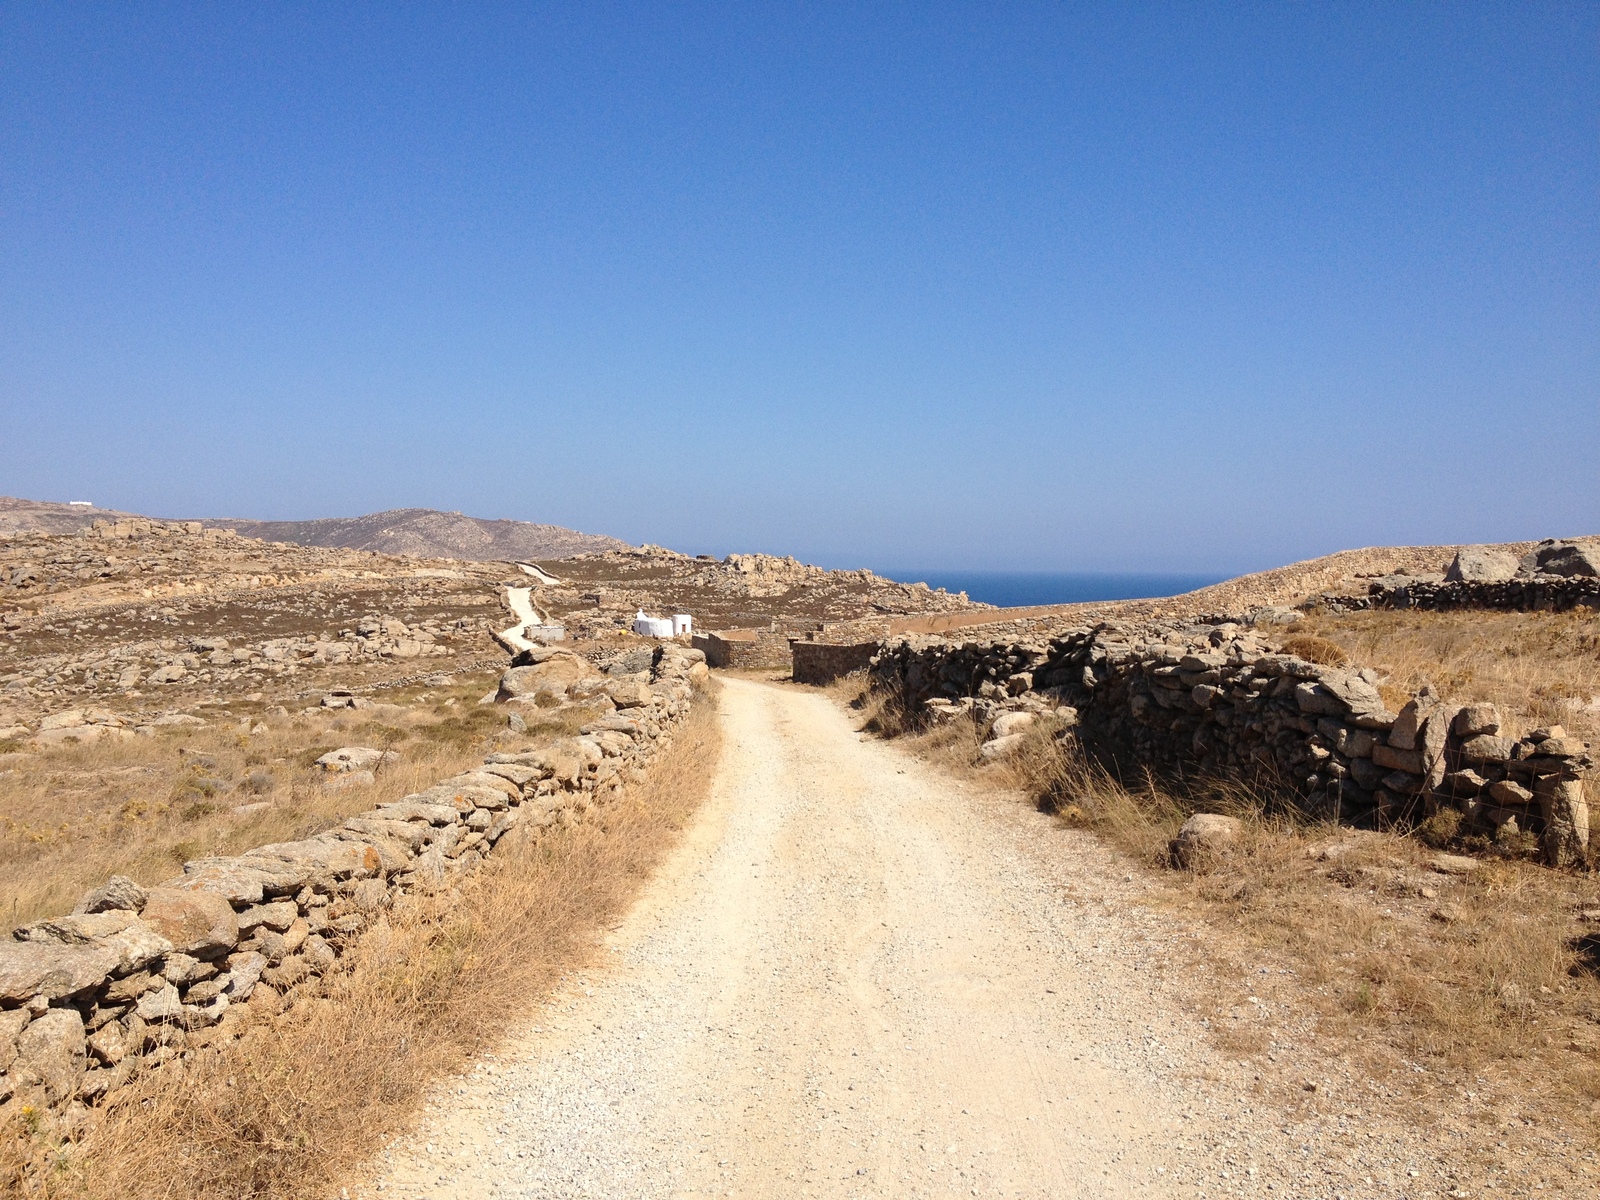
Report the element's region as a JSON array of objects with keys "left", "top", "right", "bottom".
[
  {"left": 1518, "top": 538, "right": 1600, "bottom": 580},
  {"left": 0, "top": 647, "right": 705, "bottom": 1118},
  {"left": 1444, "top": 546, "right": 1520, "bottom": 583}
]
